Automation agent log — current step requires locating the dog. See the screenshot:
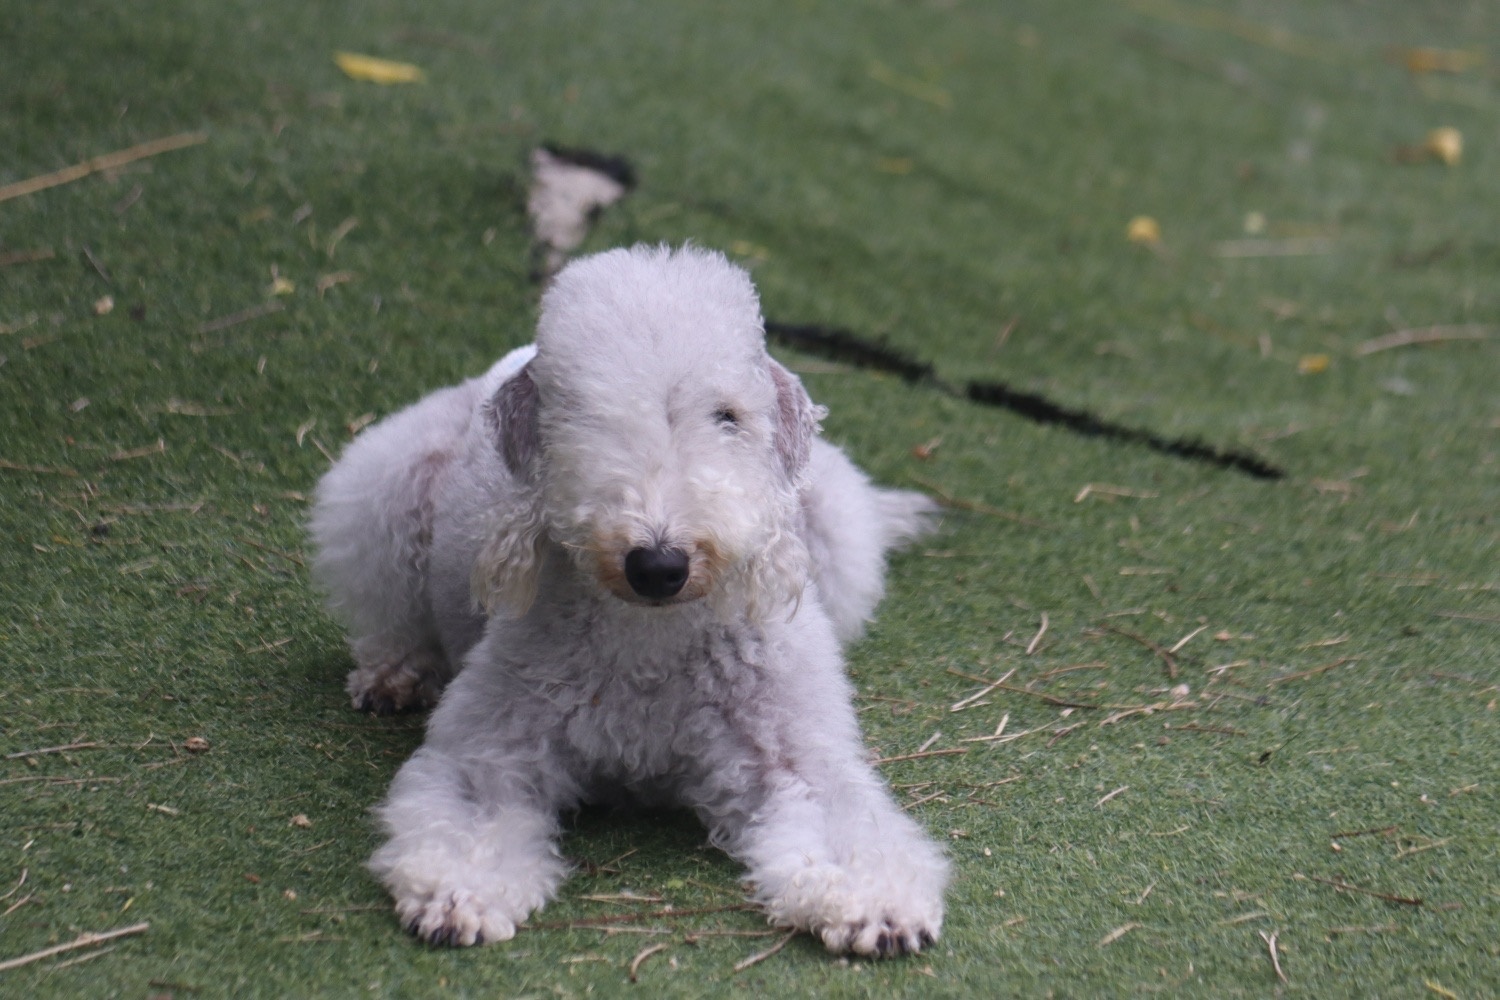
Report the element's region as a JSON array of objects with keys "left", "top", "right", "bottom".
[{"left": 309, "top": 245, "right": 949, "bottom": 956}]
